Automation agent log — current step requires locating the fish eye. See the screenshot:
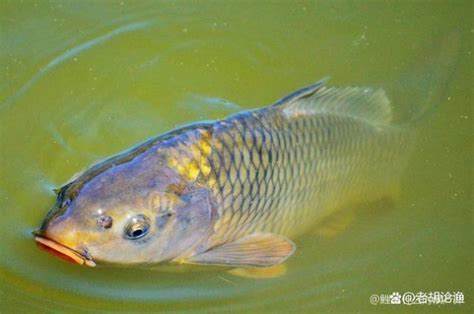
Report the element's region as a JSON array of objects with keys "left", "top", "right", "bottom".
[
  {"left": 124, "top": 215, "right": 150, "bottom": 240},
  {"left": 97, "top": 215, "right": 113, "bottom": 229}
]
